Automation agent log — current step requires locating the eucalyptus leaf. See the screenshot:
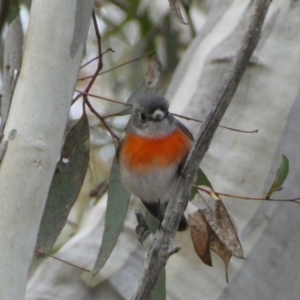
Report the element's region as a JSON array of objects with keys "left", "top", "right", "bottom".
[
  {"left": 92, "top": 156, "right": 130, "bottom": 275},
  {"left": 145, "top": 209, "right": 159, "bottom": 233},
  {"left": 152, "top": 268, "right": 166, "bottom": 300},
  {"left": 210, "top": 233, "right": 231, "bottom": 283},
  {"left": 146, "top": 208, "right": 166, "bottom": 300},
  {"left": 7, "top": 0, "right": 20, "bottom": 24},
  {"left": 266, "top": 155, "right": 289, "bottom": 198},
  {"left": 199, "top": 193, "right": 244, "bottom": 259},
  {"left": 35, "top": 112, "right": 90, "bottom": 255},
  {"left": 190, "top": 168, "right": 213, "bottom": 200},
  {"left": 189, "top": 210, "right": 212, "bottom": 267}
]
